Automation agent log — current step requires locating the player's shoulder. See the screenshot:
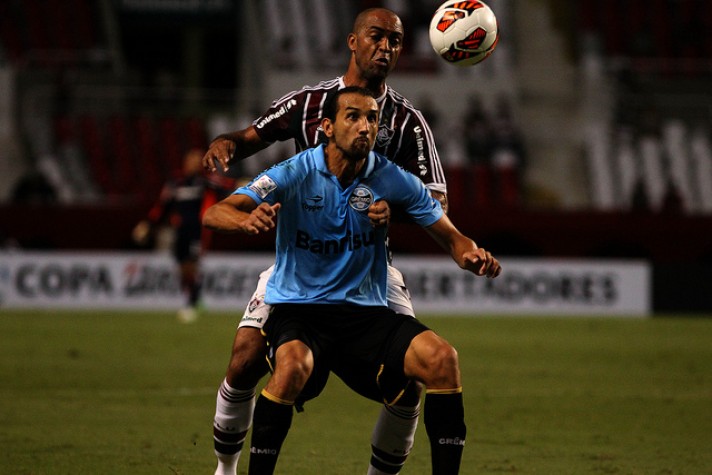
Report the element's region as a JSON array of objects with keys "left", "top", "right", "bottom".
[
  {"left": 280, "top": 77, "right": 340, "bottom": 98},
  {"left": 371, "top": 151, "right": 408, "bottom": 176},
  {"left": 269, "top": 77, "right": 340, "bottom": 109},
  {"left": 303, "top": 77, "right": 341, "bottom": 92},
  {"left": 384, "top": 85, "right": 418, "bottom": 112},
  {"left": 384, "top": 85, "right": 433, "bottom": 132},
  {"left": 272, "top": 146, "right": 320, "bottom": 173}
]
